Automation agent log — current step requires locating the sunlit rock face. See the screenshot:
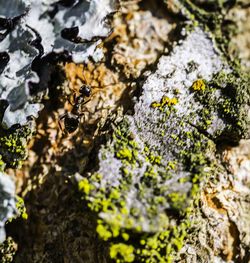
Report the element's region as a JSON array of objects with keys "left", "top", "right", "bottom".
[
  {"left": 0, "top": 1, "right": 249, "bottom": 262},
  {"left": 85, "top": 27, "right": 225, "bottom": 231},
  {"left": 79, "top": 27, "right": 249, "bottom": 262}
]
